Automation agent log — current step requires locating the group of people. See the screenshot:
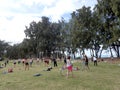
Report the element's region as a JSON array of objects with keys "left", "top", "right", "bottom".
[
  {"left": 43, "top": 57, "right": 58, "bottom": 67},
  {"left": 64, "top": 53, "right": 98, "bottom": 78},
  {"left": 1, "top": 53, "right": 98, "bottom": 78},
  {"left": 81, "top": 53, "right": 98, "bottom": 70},
  {"left": 13, "top": 58, "right": 34, "bottom": 70}
]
